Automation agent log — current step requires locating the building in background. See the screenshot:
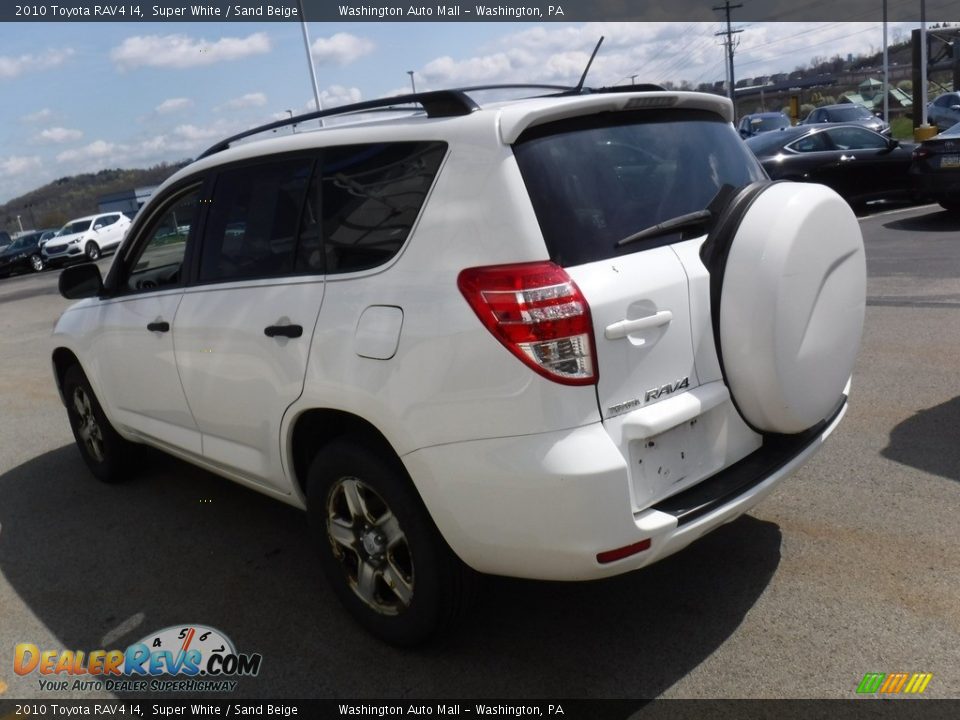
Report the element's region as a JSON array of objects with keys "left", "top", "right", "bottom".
[{"left": 97, "top": 186, "right": 157, "bottom": 218}]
